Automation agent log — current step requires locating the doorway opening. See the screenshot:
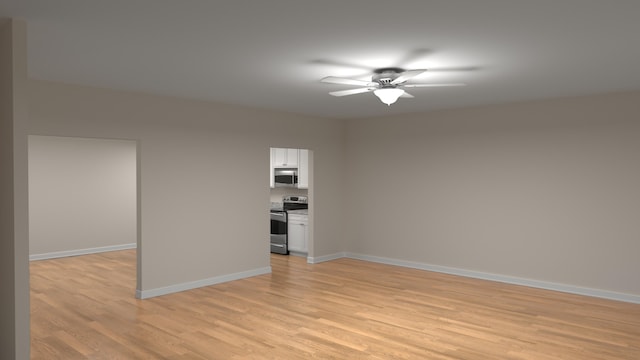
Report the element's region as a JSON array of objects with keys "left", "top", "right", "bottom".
[
  {"left": 28, "top": 135, "right": 138, "bottom": 261},
  {"left": 269, "top": 147, "right": 314, "bottom": 262},
  {"left": 27, "top": 135, "right": 140, "bottom": 348}
]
